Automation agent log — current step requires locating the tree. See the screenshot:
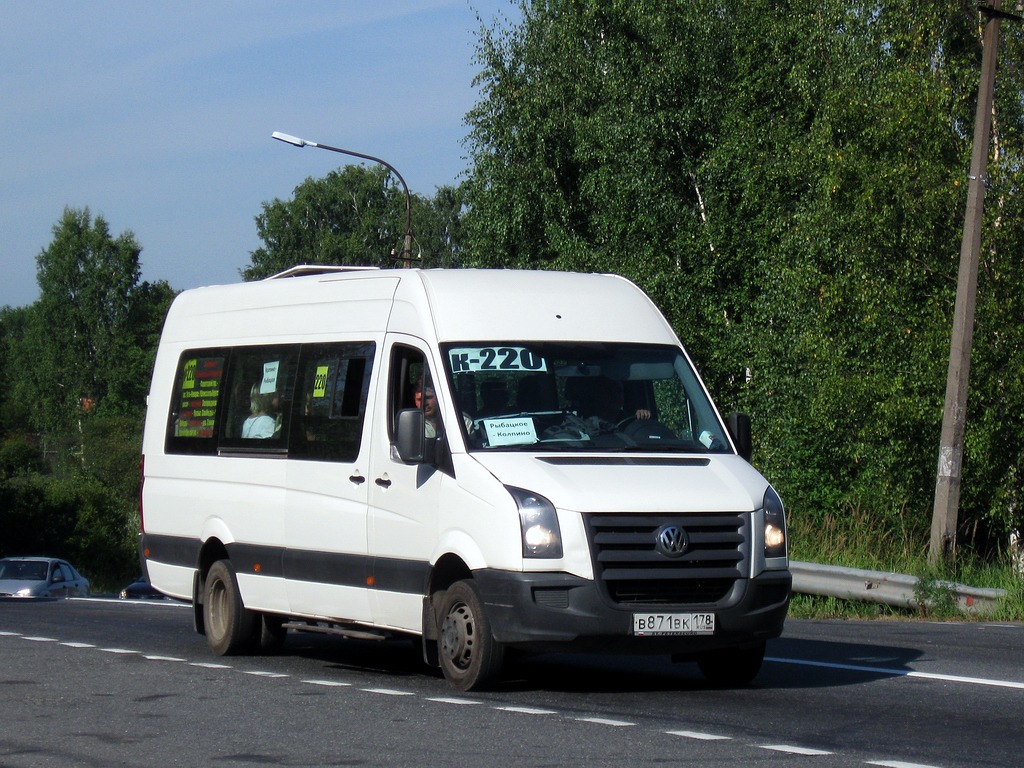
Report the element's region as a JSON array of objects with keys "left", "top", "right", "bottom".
[
  {"left": 463, "top": 1, "right": 742, "bottom": 383},
  {"left": 244, "top": 166, "right": 466, "bottom": 279},
  {"left": 0, "top": 208, "right": 174, "bottom": 588},
  {"left": 30, "top": 208, "right": 148, "bottom": 436},
  {"left": 0, "top": 306, "right": 36, "bottom": 434},
  {"left": 463, "top": 0, "right": 1024, "bottom": 555}
]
